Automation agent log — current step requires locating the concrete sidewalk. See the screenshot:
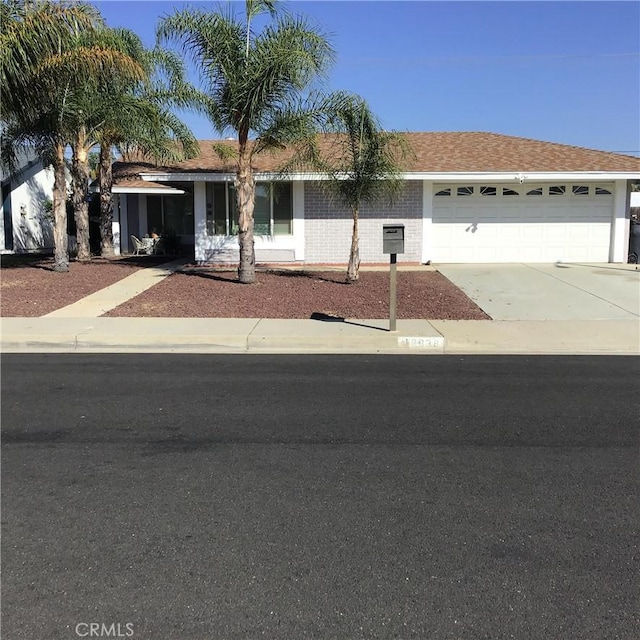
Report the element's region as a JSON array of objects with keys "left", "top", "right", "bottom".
[{"left": 2, "top": 316, "right": 638, "bottom": 354}]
